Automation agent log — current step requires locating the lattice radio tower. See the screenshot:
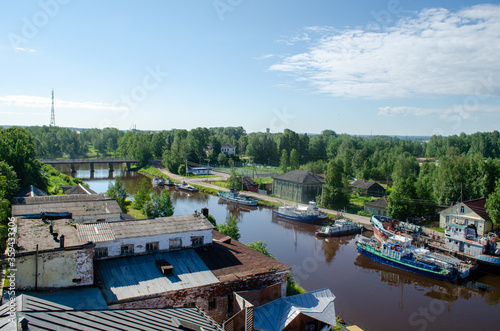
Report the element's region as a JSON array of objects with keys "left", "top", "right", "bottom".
[{"left": 50, "top": 89, "right": 56, "bottom": 127}]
